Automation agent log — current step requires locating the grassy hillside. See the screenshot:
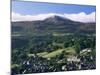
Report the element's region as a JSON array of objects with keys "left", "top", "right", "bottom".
[{"left": 36, "top": 47, "right": 76, "bottom": 59}]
